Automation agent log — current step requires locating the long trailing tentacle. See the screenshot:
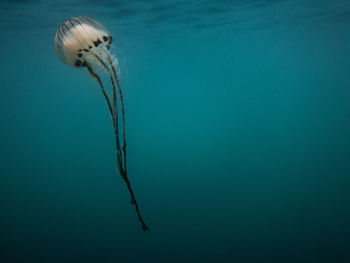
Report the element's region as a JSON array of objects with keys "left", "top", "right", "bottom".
[
  {"left": 88, "top": 53, "right": 149, "bottom": 231},
  {"left": 106, "top": 54, "right": 127, "bottom": 177},
  {"left": 86, "top": 63, "right": 123, "bottom": 173},
  {"left": 89, "top": 52, "right": 124, "bottom": 172}
]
